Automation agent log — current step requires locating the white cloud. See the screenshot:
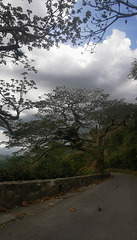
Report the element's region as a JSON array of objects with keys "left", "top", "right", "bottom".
[
  {"left": 1, "top": 29, "right": 137, "bottom": 100},
  {"left": 23, "top": 29, "right": 137, "bottom": 102}
]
